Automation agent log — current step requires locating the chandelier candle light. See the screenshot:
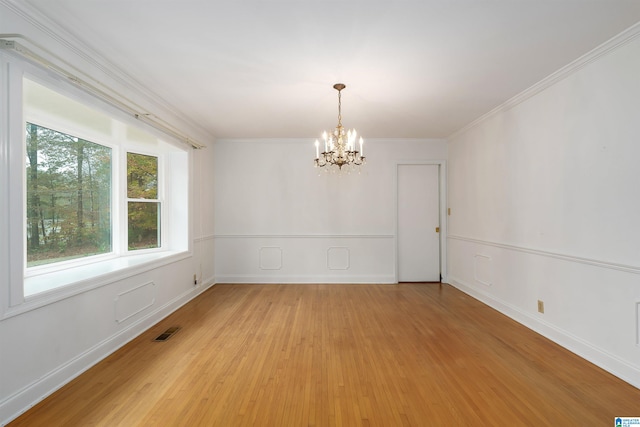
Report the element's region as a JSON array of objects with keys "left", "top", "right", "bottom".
[{"left": 314, "top": 83, "right": 365, "bottom": 170}]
